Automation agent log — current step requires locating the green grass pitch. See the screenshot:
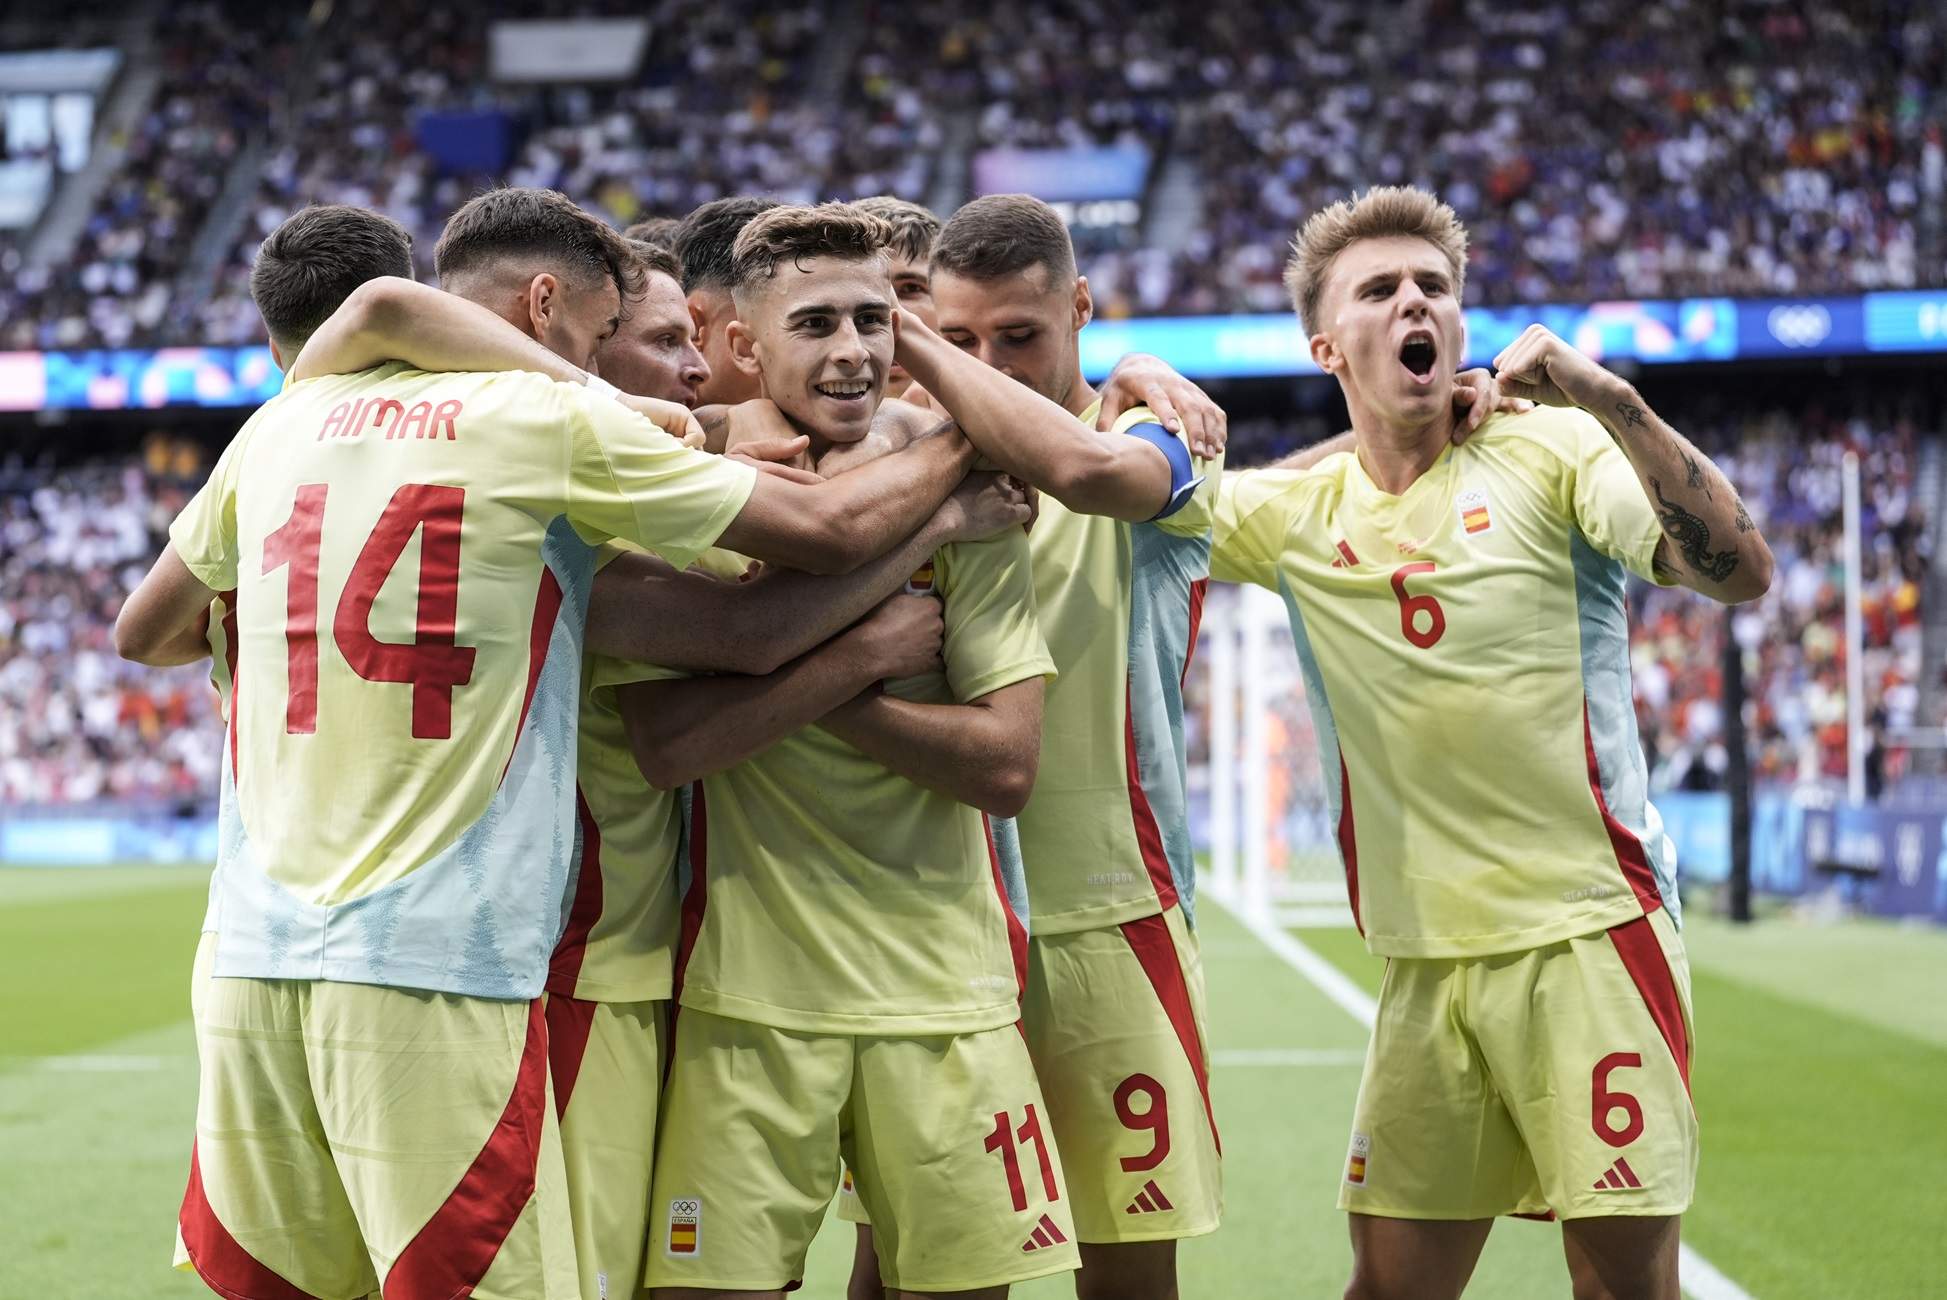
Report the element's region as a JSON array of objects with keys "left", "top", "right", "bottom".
[{"left": 2, "top": 865, "right": 1943, "bottom": 1297}]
